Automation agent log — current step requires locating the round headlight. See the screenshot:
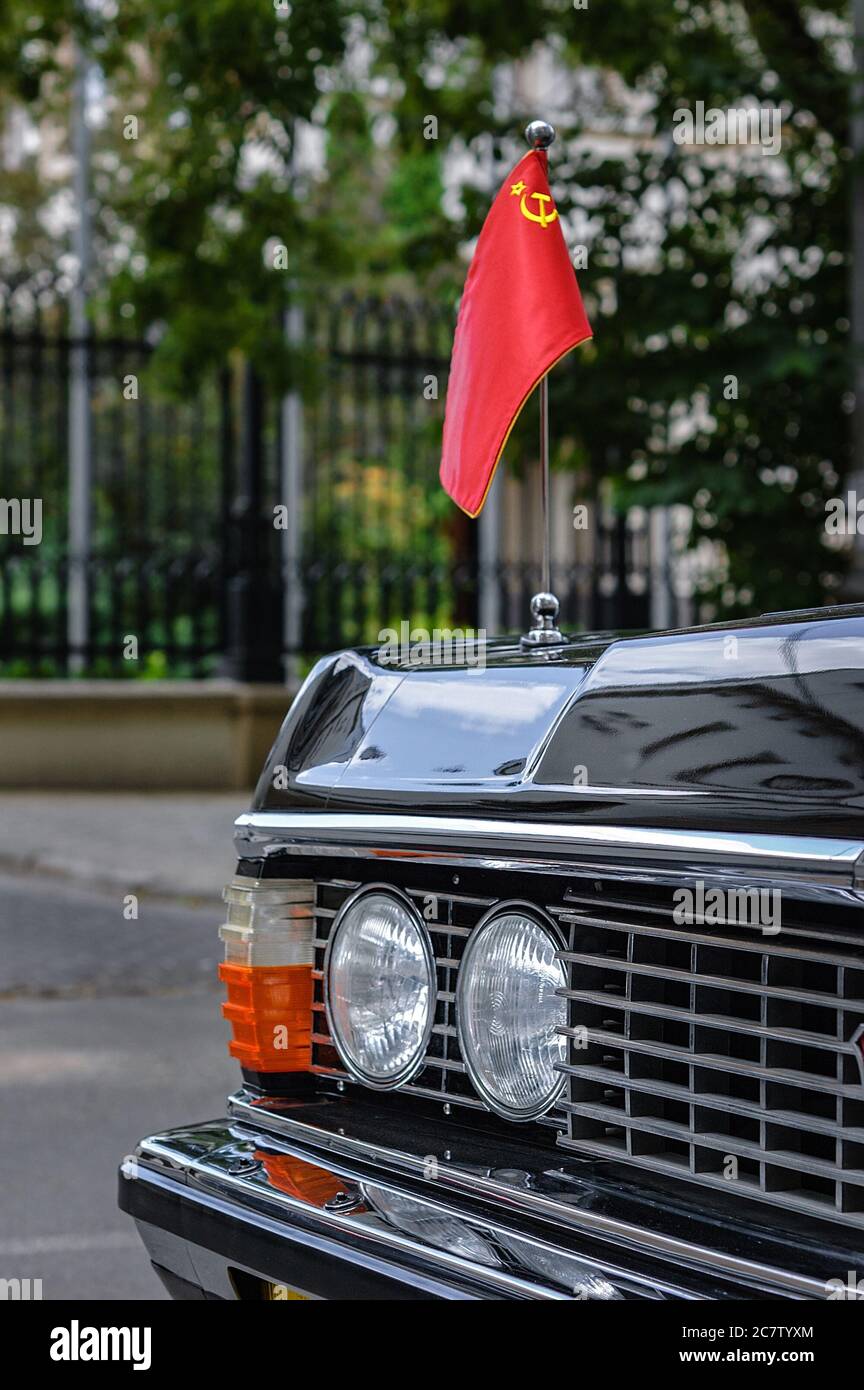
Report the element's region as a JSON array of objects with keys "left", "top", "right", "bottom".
[
  {"left": 456, "top": 906, "right": 567, "bottom": 1120},
  {"left": 325, "top": 888, "right": 435, "bottom": 1088}
]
